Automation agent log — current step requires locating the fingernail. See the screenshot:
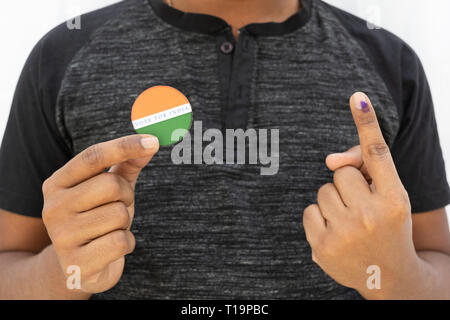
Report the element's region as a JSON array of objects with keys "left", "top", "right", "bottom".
[{"left": 140, "top": 136, "right": 159, "bottom": 149}]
